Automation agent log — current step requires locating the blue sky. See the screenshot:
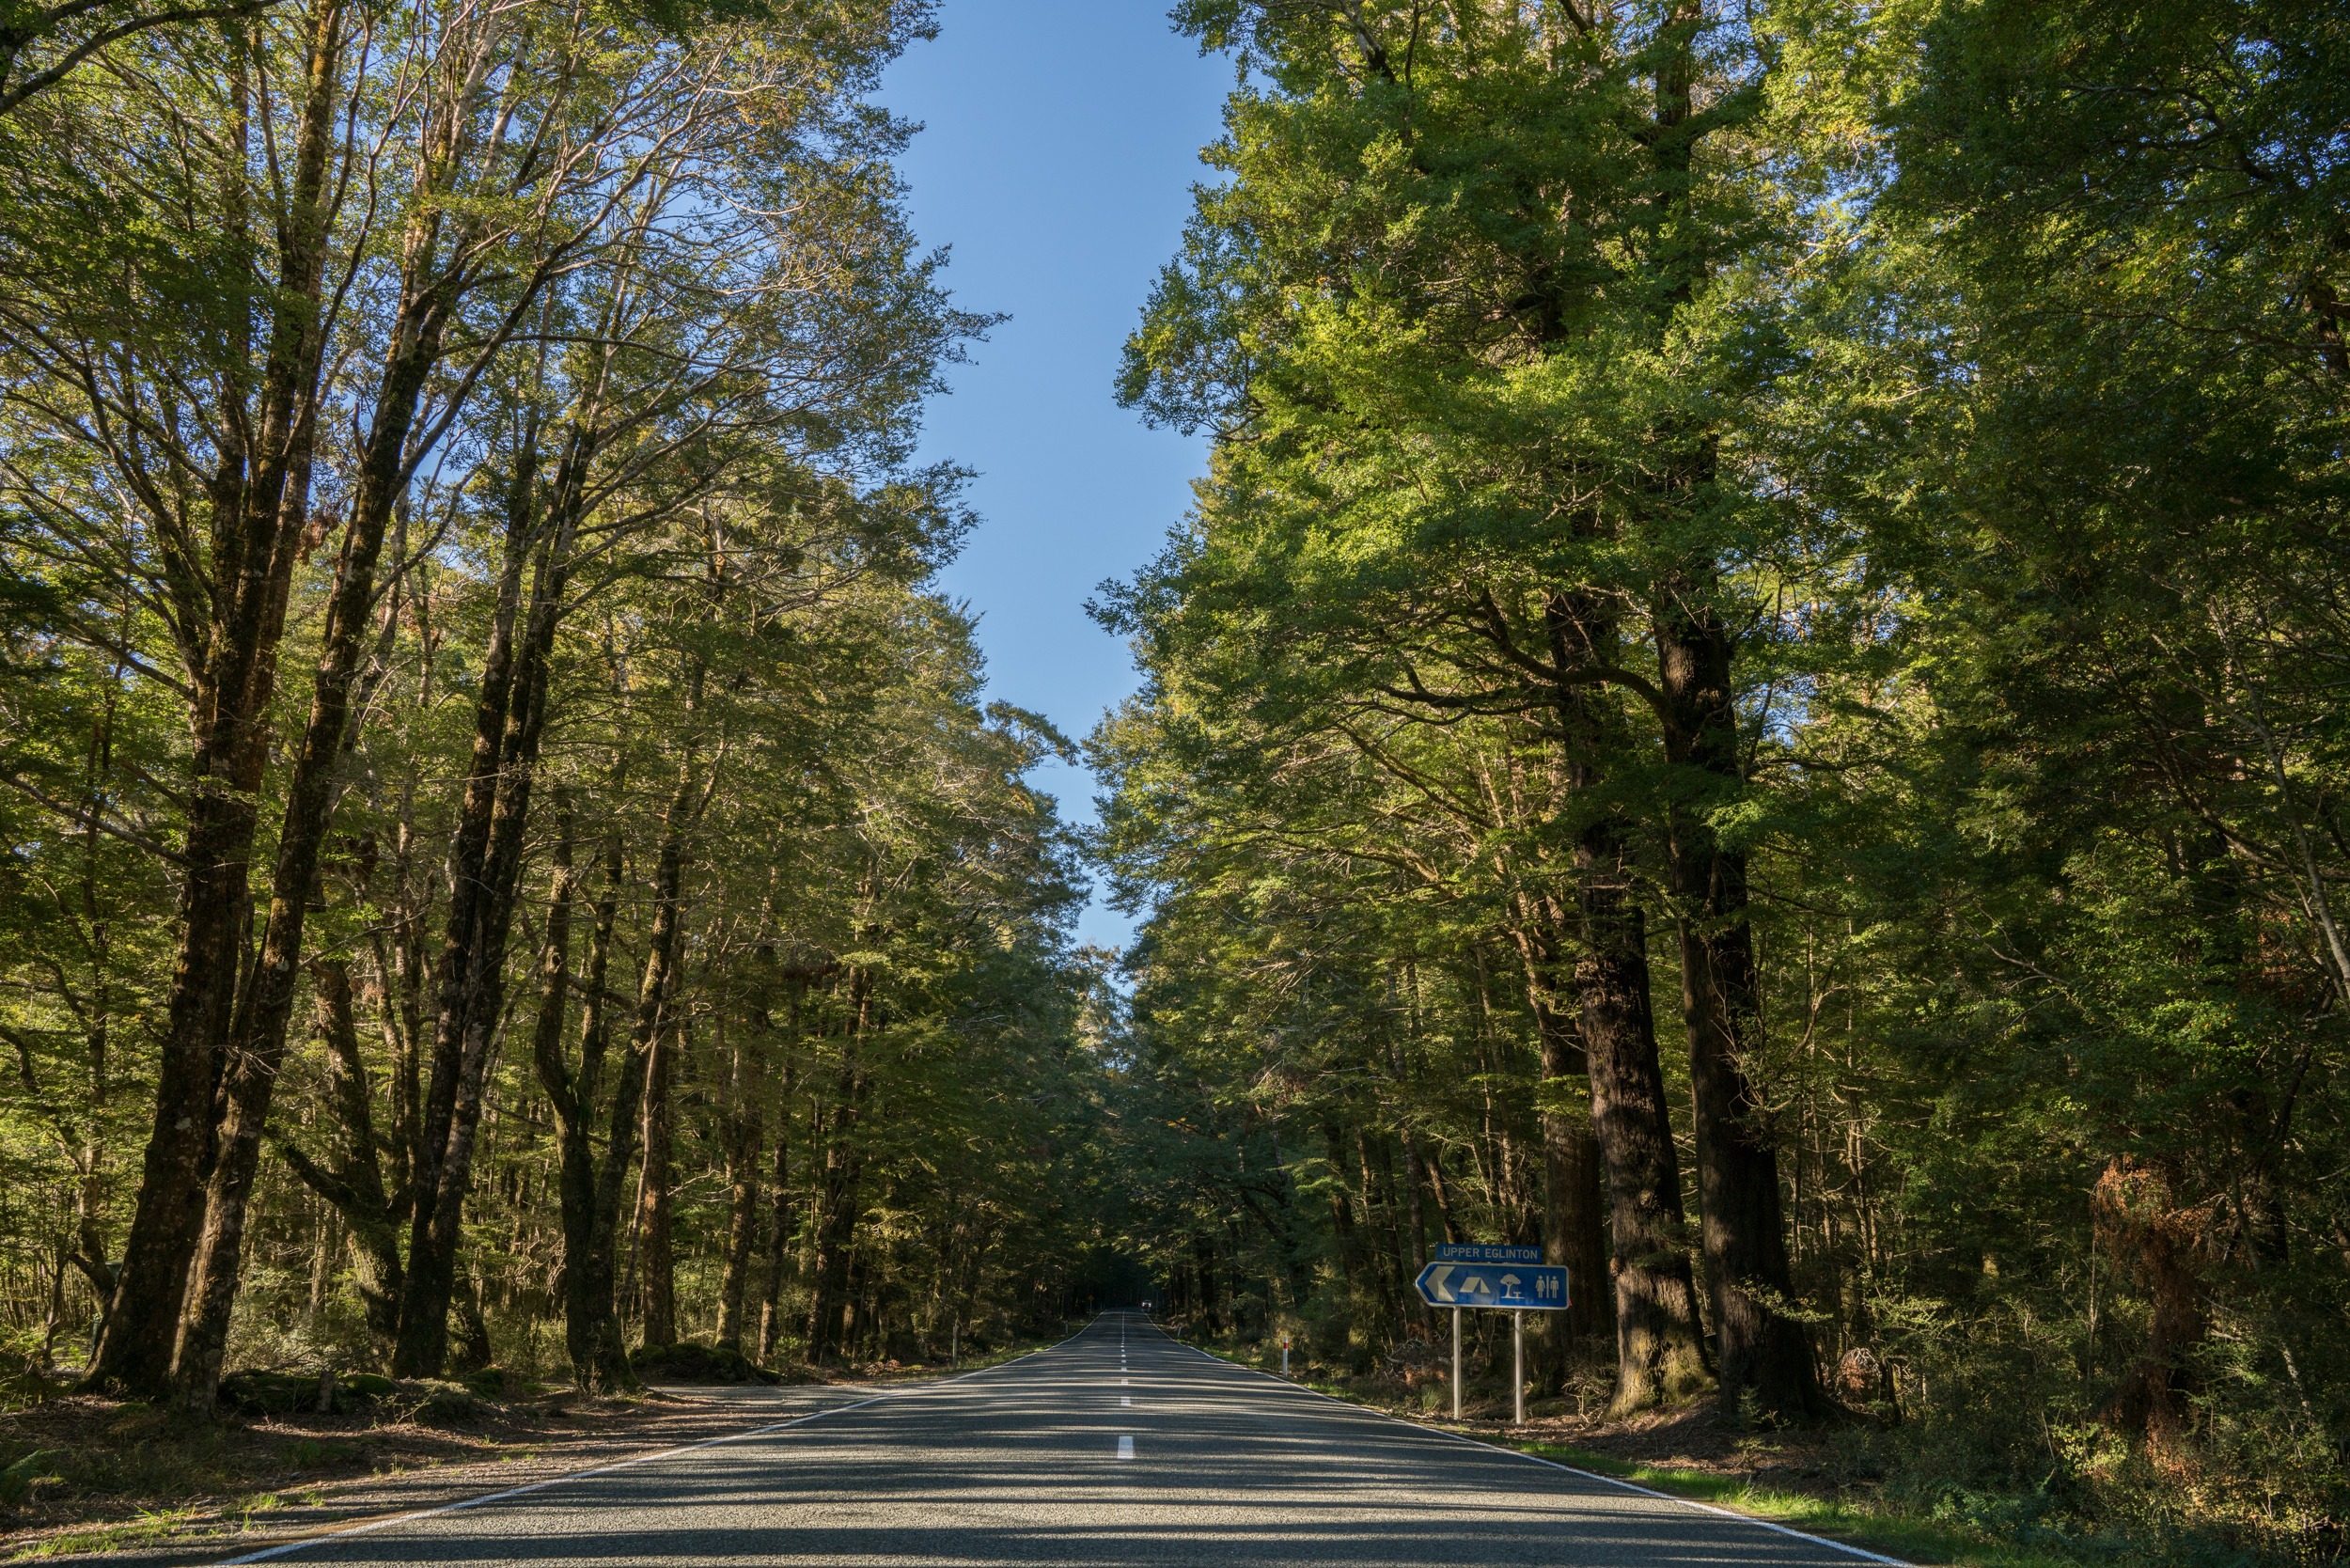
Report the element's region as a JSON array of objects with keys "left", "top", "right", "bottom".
[{"left": 880, "top": 2, "right": 1230, "bottom": 950}]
